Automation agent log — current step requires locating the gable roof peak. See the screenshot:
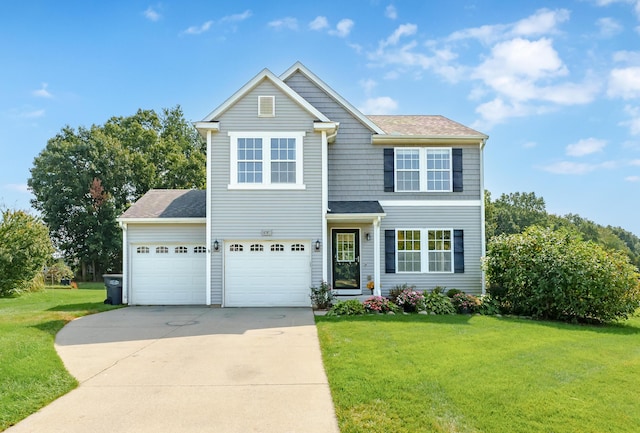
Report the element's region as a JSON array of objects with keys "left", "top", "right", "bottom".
[
  {"left": 280, "top": 62, "right": 385, "bottom": 135},
  {"left": 200, "top": 66, "right": 329, "bottom": 123}
]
